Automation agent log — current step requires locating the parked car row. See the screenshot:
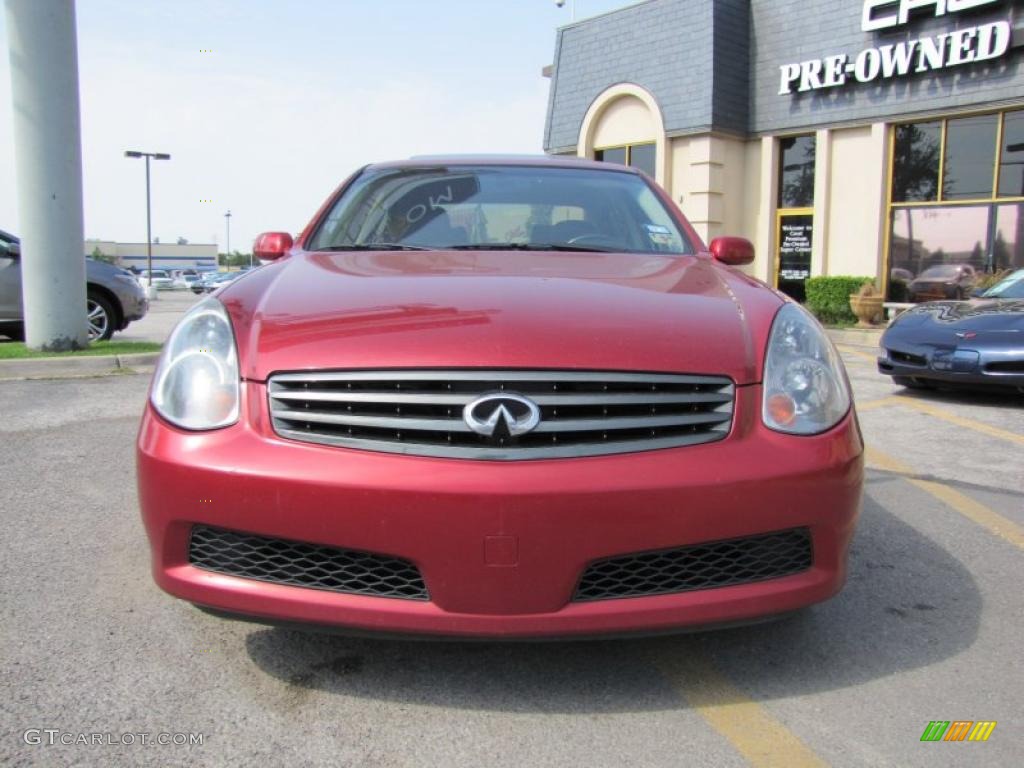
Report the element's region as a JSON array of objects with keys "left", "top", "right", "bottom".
[
  {"left": 190, "top": 270, "right": 245, "bottom": 294},
  {"left": 134, "top": 267, "right": 221, "bottom": 291}
]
